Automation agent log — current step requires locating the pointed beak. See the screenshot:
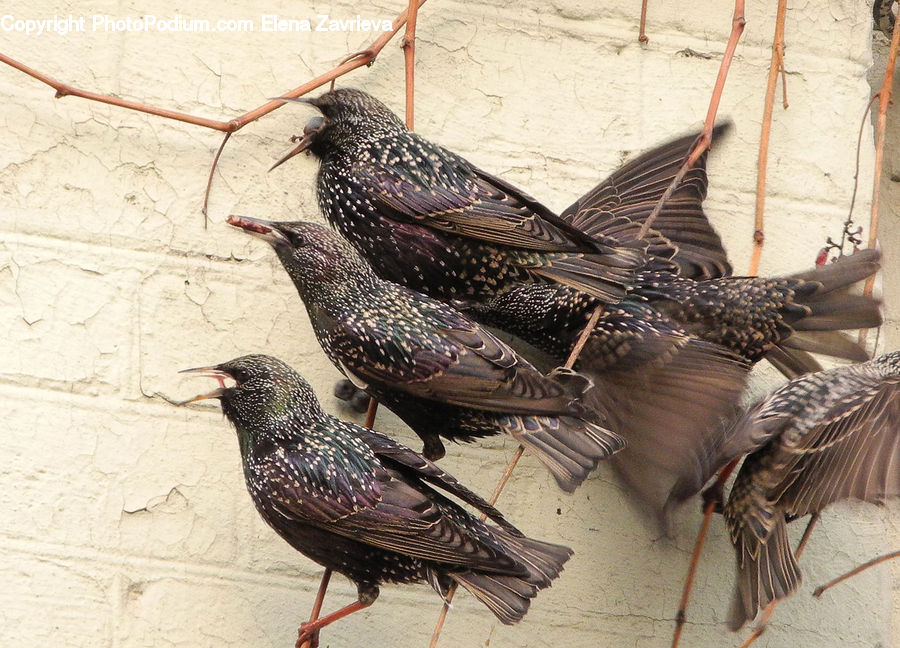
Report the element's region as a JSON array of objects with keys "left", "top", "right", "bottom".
[
  {"left": 178, "top": 366, "right": 233, "bottom": 405},
  {"left": 269, "top": 135, "right": 312, "bottom": 172},
  {"left": 268, "top": 107, "right": 328, "bottom": 172},
  {"left": 226, "top": 215, "right": 288, "bottom": 248}
]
